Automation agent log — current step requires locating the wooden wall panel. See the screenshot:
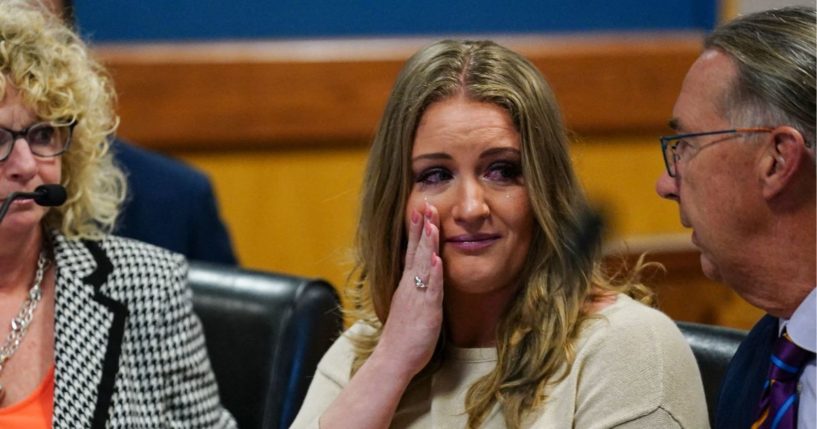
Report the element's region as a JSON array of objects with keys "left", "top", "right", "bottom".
[{"left": 95, "top": 33, "right": 703, "bottom": 149}]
